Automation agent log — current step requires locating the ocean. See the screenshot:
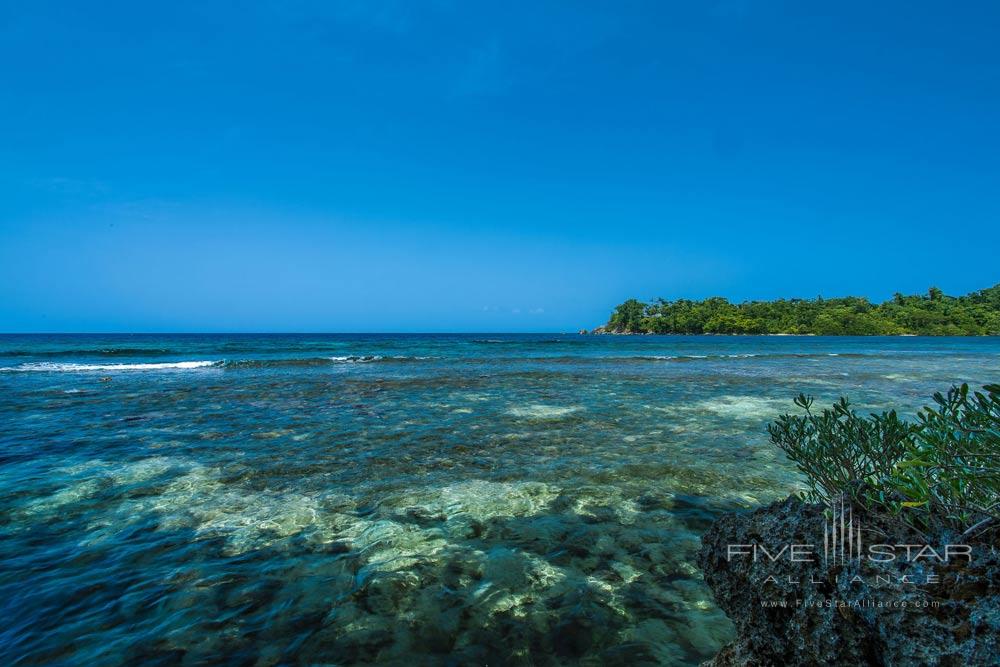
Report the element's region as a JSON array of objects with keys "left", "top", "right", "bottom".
[{"left": 2, "top": 334, "right": 997, "bottom": 664}]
